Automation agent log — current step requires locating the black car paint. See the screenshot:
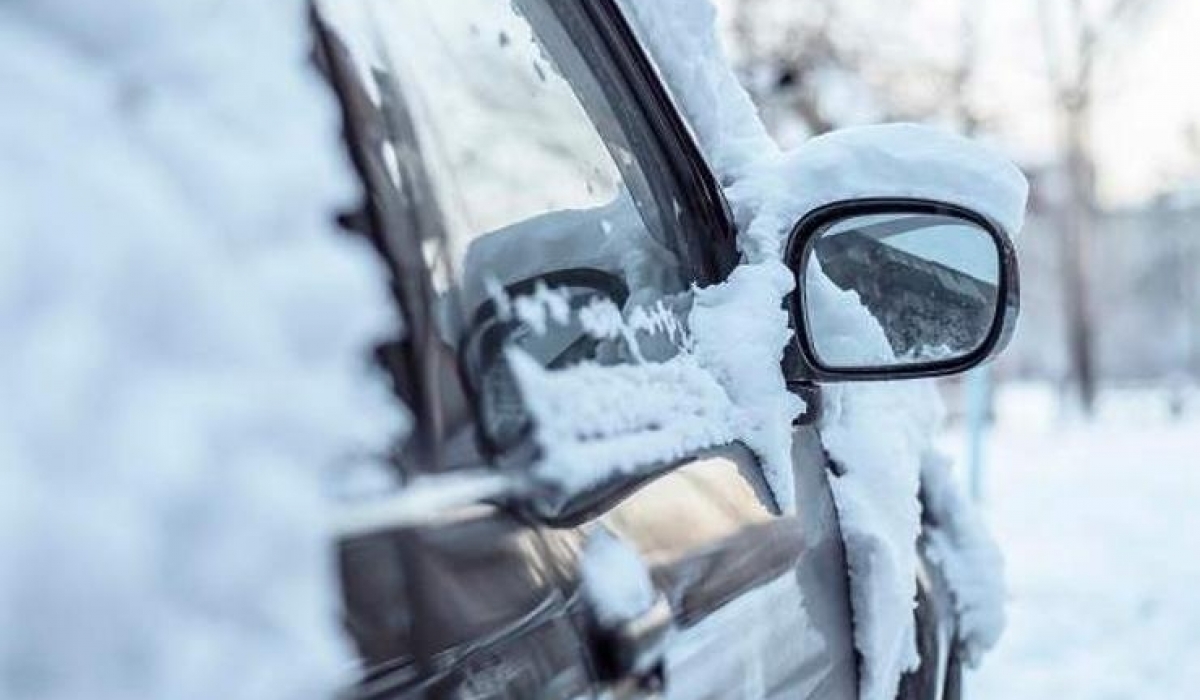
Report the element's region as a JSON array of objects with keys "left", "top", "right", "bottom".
[{"left": 312, "top": 0, "right": 964, "bottom": 697}]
